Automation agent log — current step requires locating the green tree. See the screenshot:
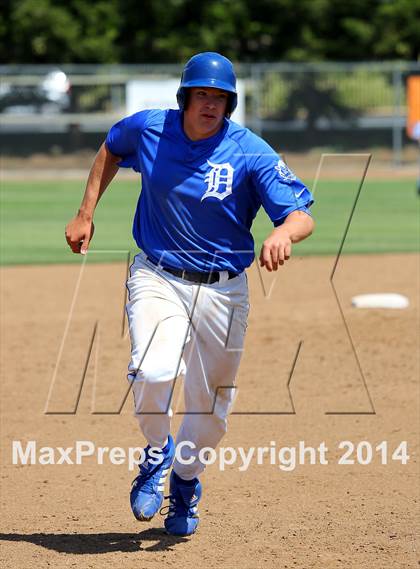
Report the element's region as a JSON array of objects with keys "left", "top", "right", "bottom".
[
  {"left": 0, "top": 0, "right": 418, "bottom": 63},
  {"left": 1, "top": 0, "right": 121, "bottom": 63}
]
